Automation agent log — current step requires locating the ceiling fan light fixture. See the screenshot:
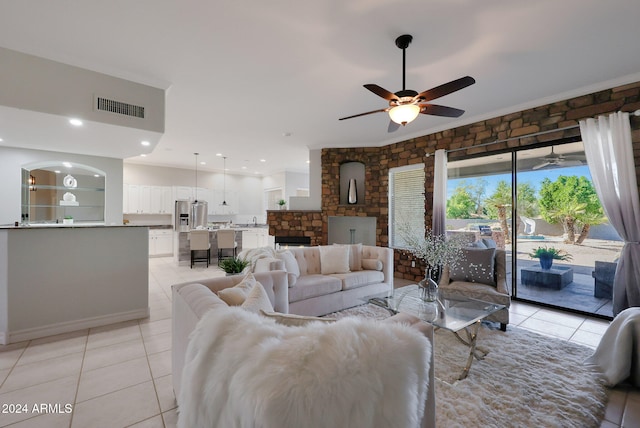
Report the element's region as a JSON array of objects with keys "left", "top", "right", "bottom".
[{"left": 389, "top": 104, "right": 420, "bottom": 125}]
